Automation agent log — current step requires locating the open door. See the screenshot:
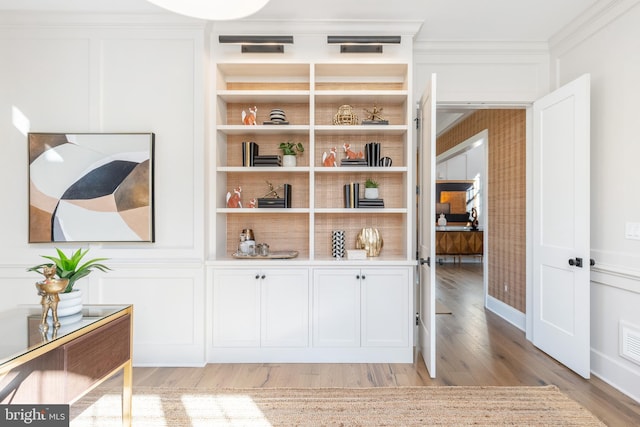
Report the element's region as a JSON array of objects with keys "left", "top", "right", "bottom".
[
  {"left": 418, "top": 74, "right": 437, "bottom": 377},
  {"left": 532, "top": 74, "right": 591, "bottom": 378}
]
